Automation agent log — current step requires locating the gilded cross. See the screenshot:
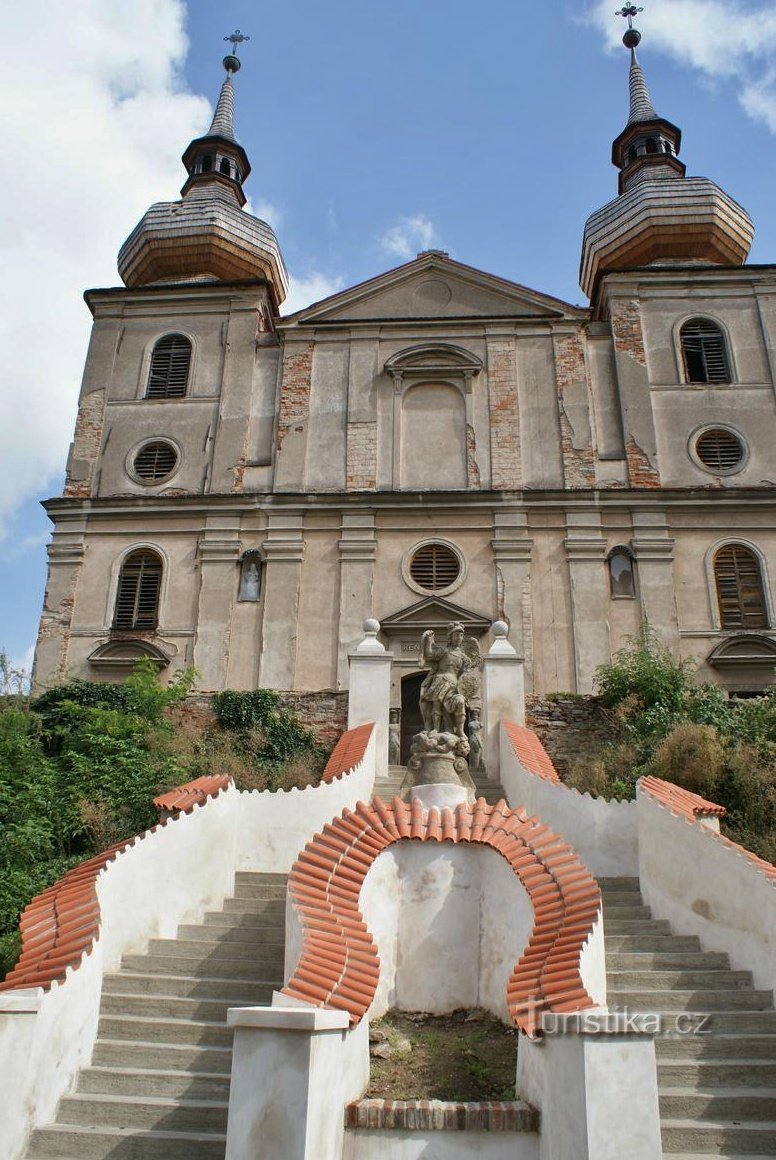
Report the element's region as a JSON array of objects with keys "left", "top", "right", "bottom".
[{"left": 224, "top": 29, "right": 250, "bottom": 51}]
